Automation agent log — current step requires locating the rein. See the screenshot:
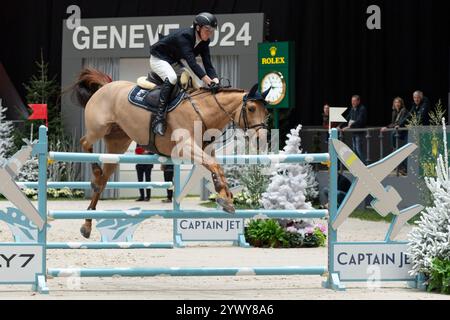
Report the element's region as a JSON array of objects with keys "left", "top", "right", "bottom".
[{"left": 186, "top": 88, "right": 268, "bottom": 137}]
